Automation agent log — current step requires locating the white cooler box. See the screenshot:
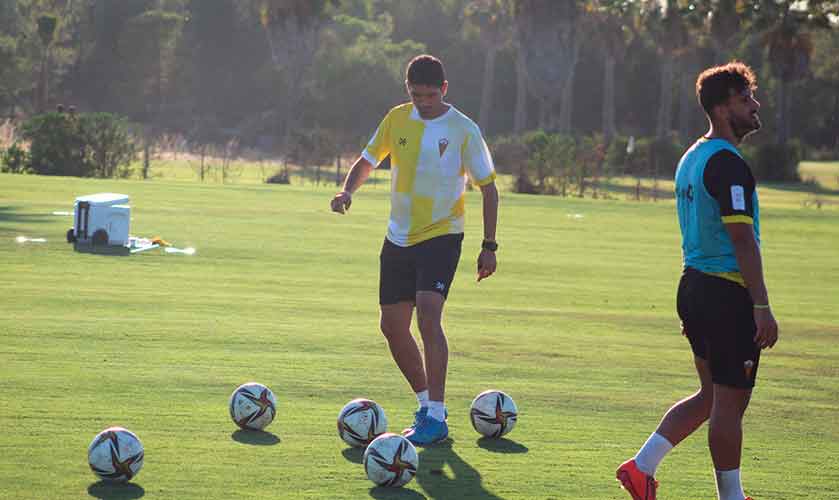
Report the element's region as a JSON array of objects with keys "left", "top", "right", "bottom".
[{"left": 69, "top": 193, "right": 130, "bottom": 246}]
